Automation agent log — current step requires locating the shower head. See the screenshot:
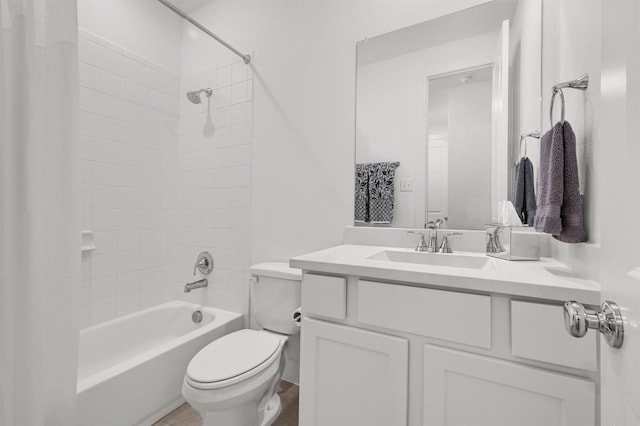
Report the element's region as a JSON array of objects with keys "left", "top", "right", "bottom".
[{"left": 186, "top": 88, "right": 213, "bottom": 104}]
